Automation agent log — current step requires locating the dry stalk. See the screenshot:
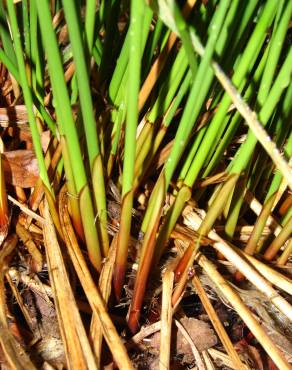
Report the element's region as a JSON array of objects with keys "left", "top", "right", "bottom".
[
  {"left": 59, "top": 187, "right": 134, "bottom": 370},
  {"left": 126, "top": 321, "right": 161, "bottom": 350},
  {"left": 192, "top": 274, "right": 246, "bottom": 370},
  {"left": 211, "top": 231, "right": 292, "bottom": 320},
  {"left": 183, "top": 209, "right": 292, "bottom": 321},
  {"left": 197, "top": 254, "right": 290, "bottom": 370},
  {"left": 207, "top": 348, "right": 249, "bottom": 370},
  {"left": 159, "top": 269, "right": 174, "bottom": 370},
  {"left": 90, "top": 235, "right": 117, "bottom": 367},
  {"left": 176, "top": 220, "right": 292, "bottom": 294},
  {"left": 41, "top": 200, "right": 97, "bottom": 370},
  {"left": 232, "top": 246, "right": 292, "bottom": 295},
  {"left": 8, "top": 195, "right": 46, "bottom": 224}
]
